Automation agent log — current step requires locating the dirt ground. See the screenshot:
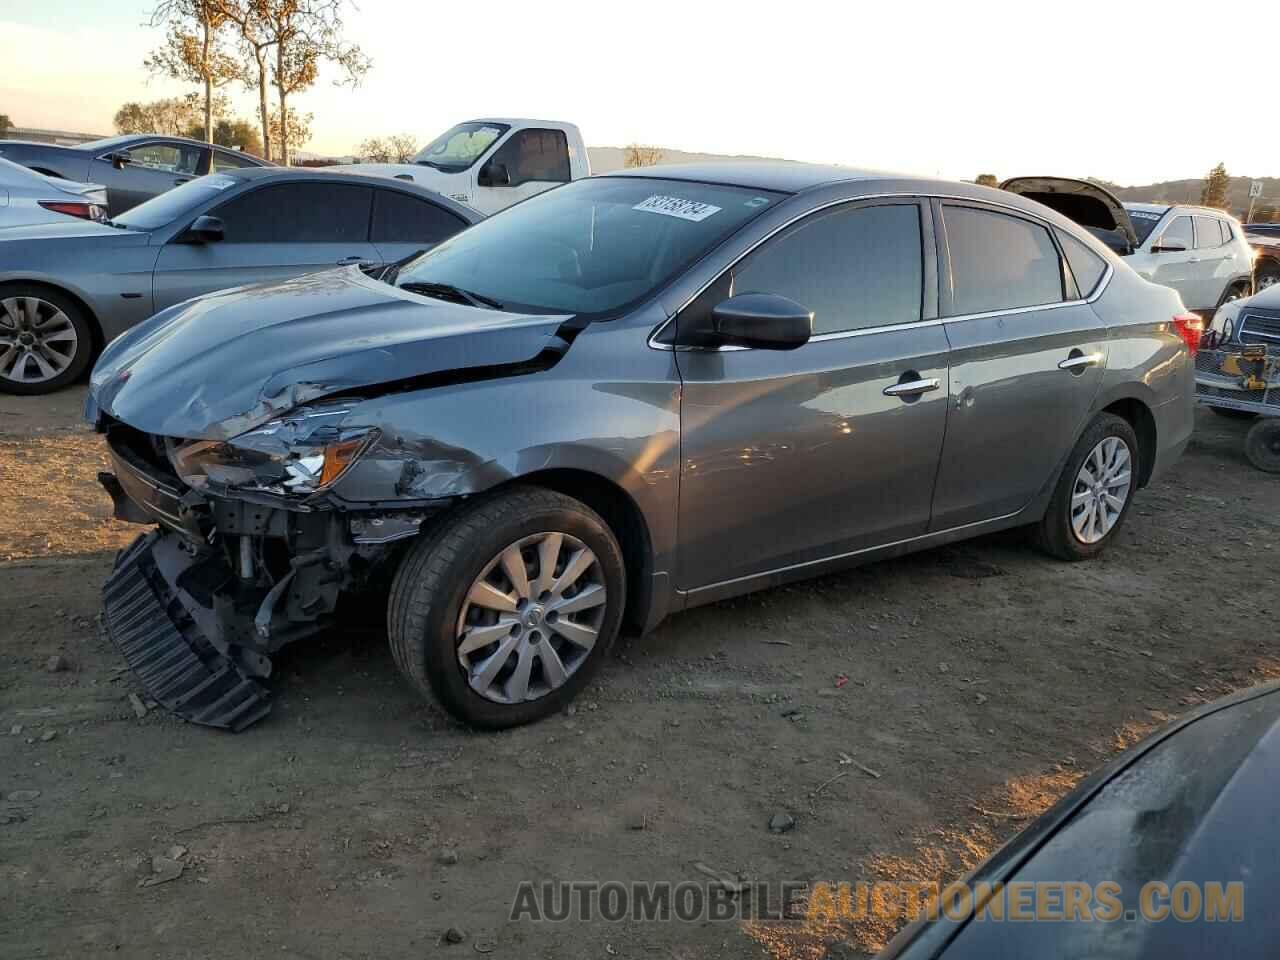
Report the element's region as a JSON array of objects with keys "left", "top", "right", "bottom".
[{"left": 2, "top": 387, "right": 1278, "bottom": 960}]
